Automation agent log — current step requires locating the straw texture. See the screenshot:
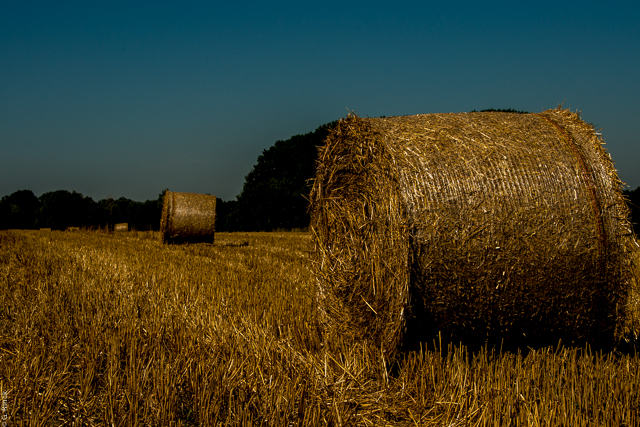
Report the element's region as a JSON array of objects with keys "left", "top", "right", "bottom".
[
  {"left": 160, "top": 191, "right": 216, "bottom": 244},
  {"left": 114, "top": 223, "right": 128, "bottom": 232},
  {"left": 310, "top": 108, "right": 637, "bottom": 355}
]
